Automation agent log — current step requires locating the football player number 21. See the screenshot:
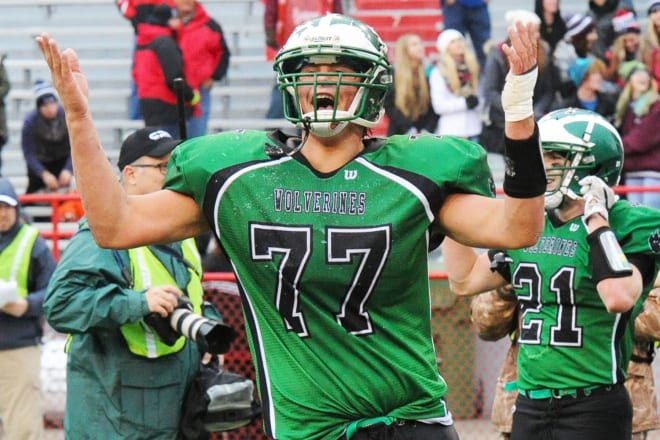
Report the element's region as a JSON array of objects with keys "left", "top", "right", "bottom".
[{"left": 514, "top": 263, "right": 582, "bottom": 347}]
